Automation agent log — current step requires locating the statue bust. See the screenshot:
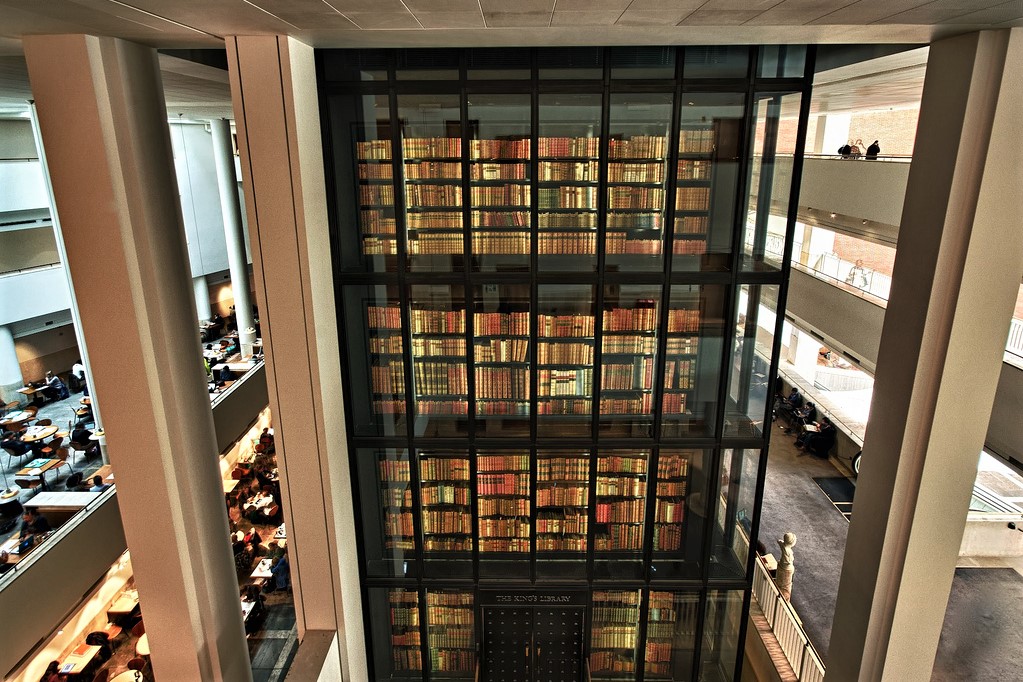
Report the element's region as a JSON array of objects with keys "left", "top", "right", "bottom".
[{"left": 777, "top": 532, "right": 797, "bottom": 569}]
